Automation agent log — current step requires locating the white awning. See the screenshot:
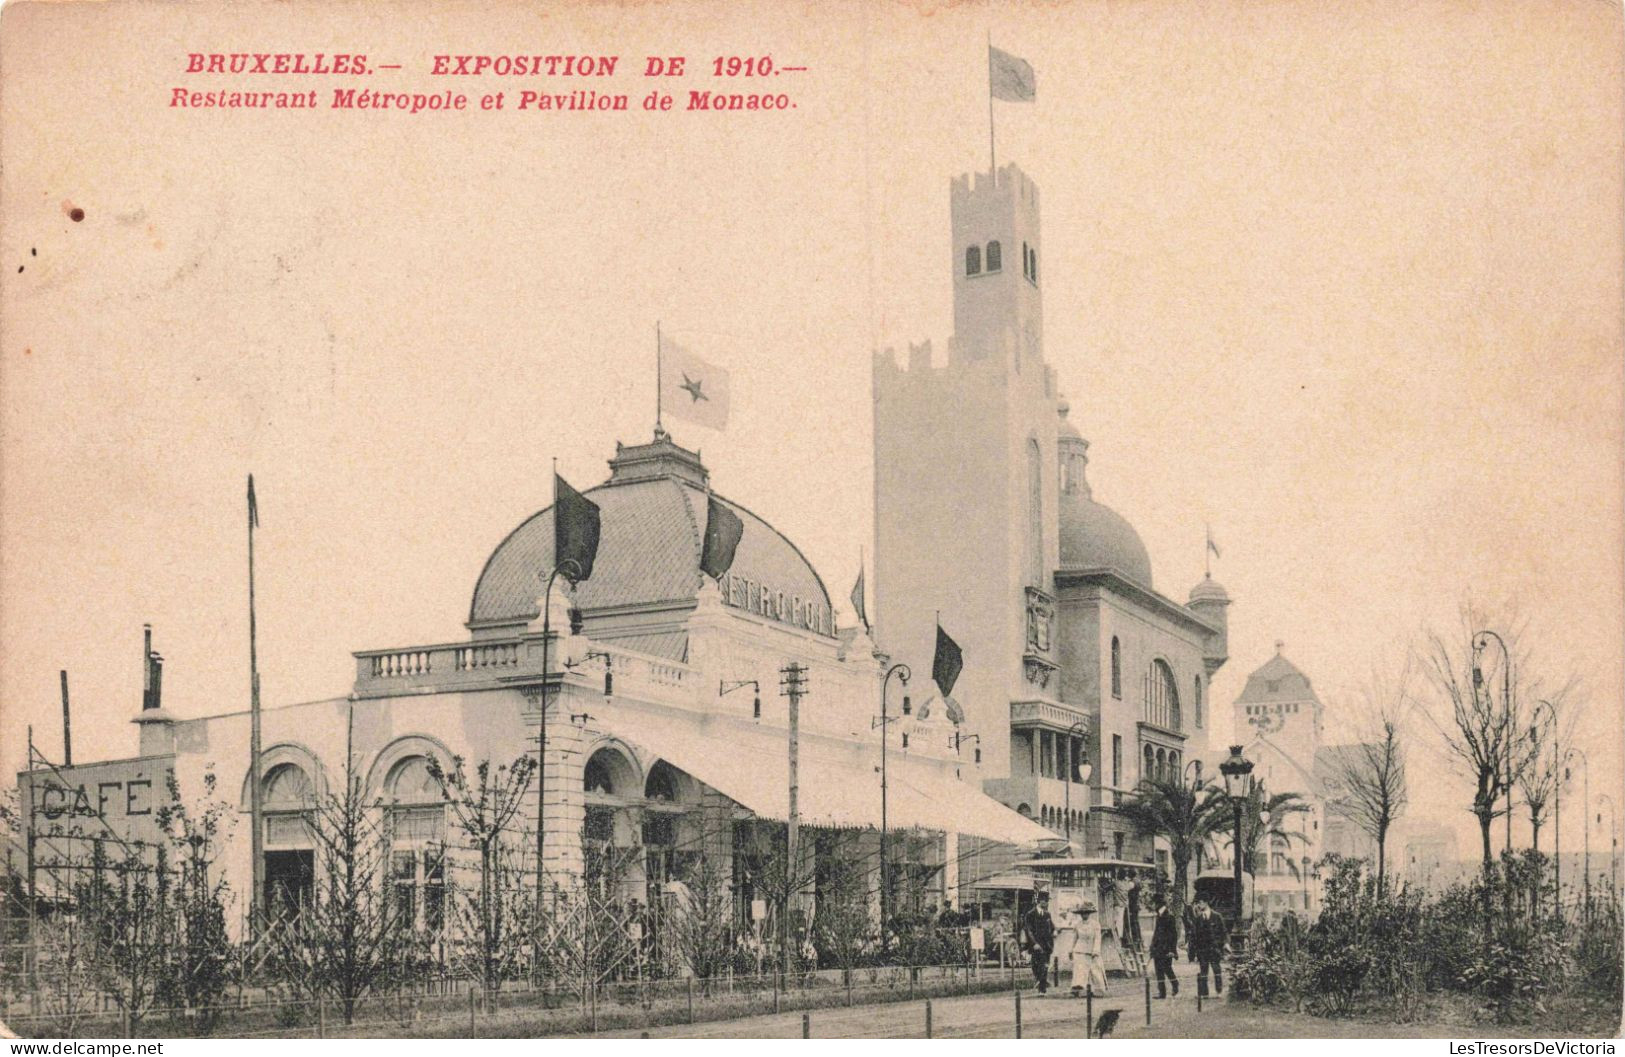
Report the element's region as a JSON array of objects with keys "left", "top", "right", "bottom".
[{"left": 603, "top": 706, "right": 1050, "bottom": 845}]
